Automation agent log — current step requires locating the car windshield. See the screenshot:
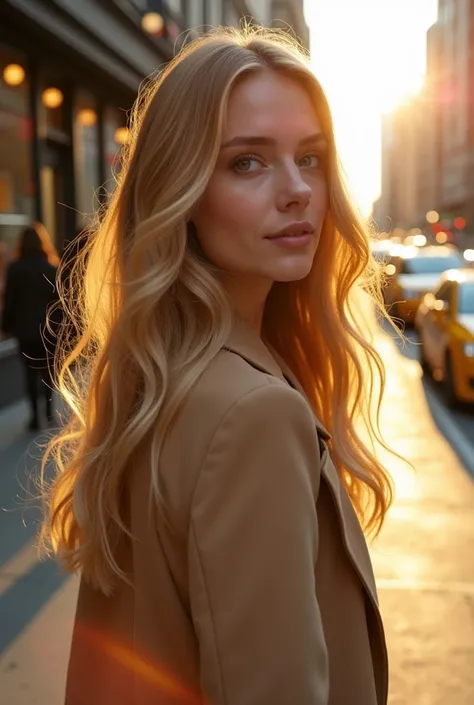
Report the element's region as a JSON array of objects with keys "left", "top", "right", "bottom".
[
  {"left": 400, "top": 254, "right": 464, "bottom": 274},
  {"left": 458, "top": 283, "right": 474, "bottom": 314}
]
